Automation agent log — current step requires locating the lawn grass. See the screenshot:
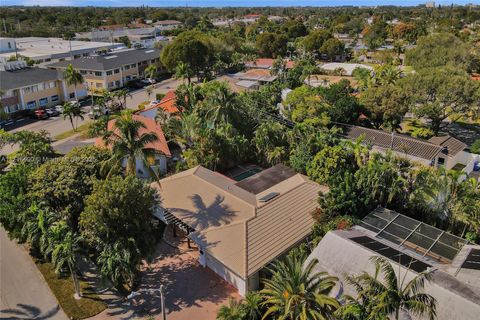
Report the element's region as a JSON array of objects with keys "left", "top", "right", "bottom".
[
  {"left": 35, "top": 260, "right": 106, "bottom": 320},
  {"left": 54, "top": 122, "right": 92, "bottom": 141}
]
